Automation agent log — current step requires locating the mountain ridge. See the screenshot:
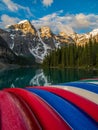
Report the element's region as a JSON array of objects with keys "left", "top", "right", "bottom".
[
  {"left": 6, "top": 20, "right": 98, "bottom": 46},
  {"left": 0, "top": 20, "right": 98, "bottom": 66}
]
